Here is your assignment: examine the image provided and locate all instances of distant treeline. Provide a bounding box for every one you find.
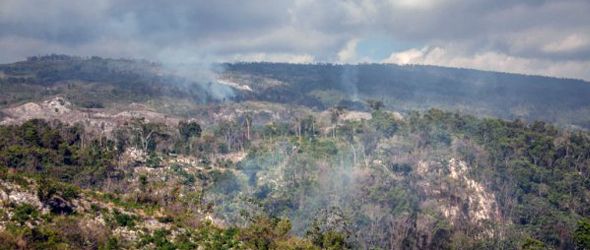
[225,62,590,128]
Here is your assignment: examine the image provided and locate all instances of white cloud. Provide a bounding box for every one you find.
[223,53,315,64]
[1,0,590,80]
[382,47,430,64]
[383,46,590,80]
[337,39,360,63]
[389,0,448,9]
[542,34,589,53]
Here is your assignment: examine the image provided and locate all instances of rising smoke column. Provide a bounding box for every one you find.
[340,65,359,101]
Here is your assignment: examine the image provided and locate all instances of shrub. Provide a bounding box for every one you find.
[574,219,590,250]
[12,203,39,225]
[139,229,175,250]
[37,178,79,214]
[112,209,137,228]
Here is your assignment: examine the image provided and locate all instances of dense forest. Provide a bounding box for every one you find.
[0,107,589,249]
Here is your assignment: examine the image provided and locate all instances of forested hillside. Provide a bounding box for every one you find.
[0,55,220,115]
[2,56,590,128]
[0,56,589,249]
[225,63,590,129]
[1,108,589,248]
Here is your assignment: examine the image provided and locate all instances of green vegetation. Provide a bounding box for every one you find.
[575,218,590,249]
[12,203,39,225]
[0,55,214,112]
[2,56,590,127]
[226,62,590,129]
[111,209,138,228]
[1,57,590,248]
[1,106,588,248]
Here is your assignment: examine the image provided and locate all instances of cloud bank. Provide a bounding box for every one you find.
[1,0,589,80]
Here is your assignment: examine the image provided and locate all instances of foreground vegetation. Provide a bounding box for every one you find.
[0,103,589,249]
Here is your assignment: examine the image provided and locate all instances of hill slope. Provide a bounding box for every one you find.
[2,56,590,128]
[224,62,590,129]
[0,56,589,249]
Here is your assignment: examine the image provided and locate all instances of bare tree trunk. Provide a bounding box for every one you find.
[350,143,357,166]
[246,117,251,141]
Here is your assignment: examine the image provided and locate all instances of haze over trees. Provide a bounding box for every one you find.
[3,56,590,128]
[0,56,589,249]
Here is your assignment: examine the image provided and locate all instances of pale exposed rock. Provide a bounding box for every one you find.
[415,160,430,176]
[0,180,43,210]
[0,189,7,203]
[447,158,499,223]
[448,158,467,180]
[411,158,501,232]
[8,191,43,209]
[205,214,226,227]
[2,97,71,121]
[91,214,107,227]
[144,218,169,231]
[44,97,71,114]
[390,111,404,120]
[113,227,139,242]
[340,111,371,121]
[172,155,200,166]
[1,97,180,137]
[220,73,287,91]
[123,147,147,163]
[217,151,247,163]
[441,204,460,220]
[217,78,253,91]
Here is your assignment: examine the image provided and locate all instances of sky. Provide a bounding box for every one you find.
[1,0,589,80]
